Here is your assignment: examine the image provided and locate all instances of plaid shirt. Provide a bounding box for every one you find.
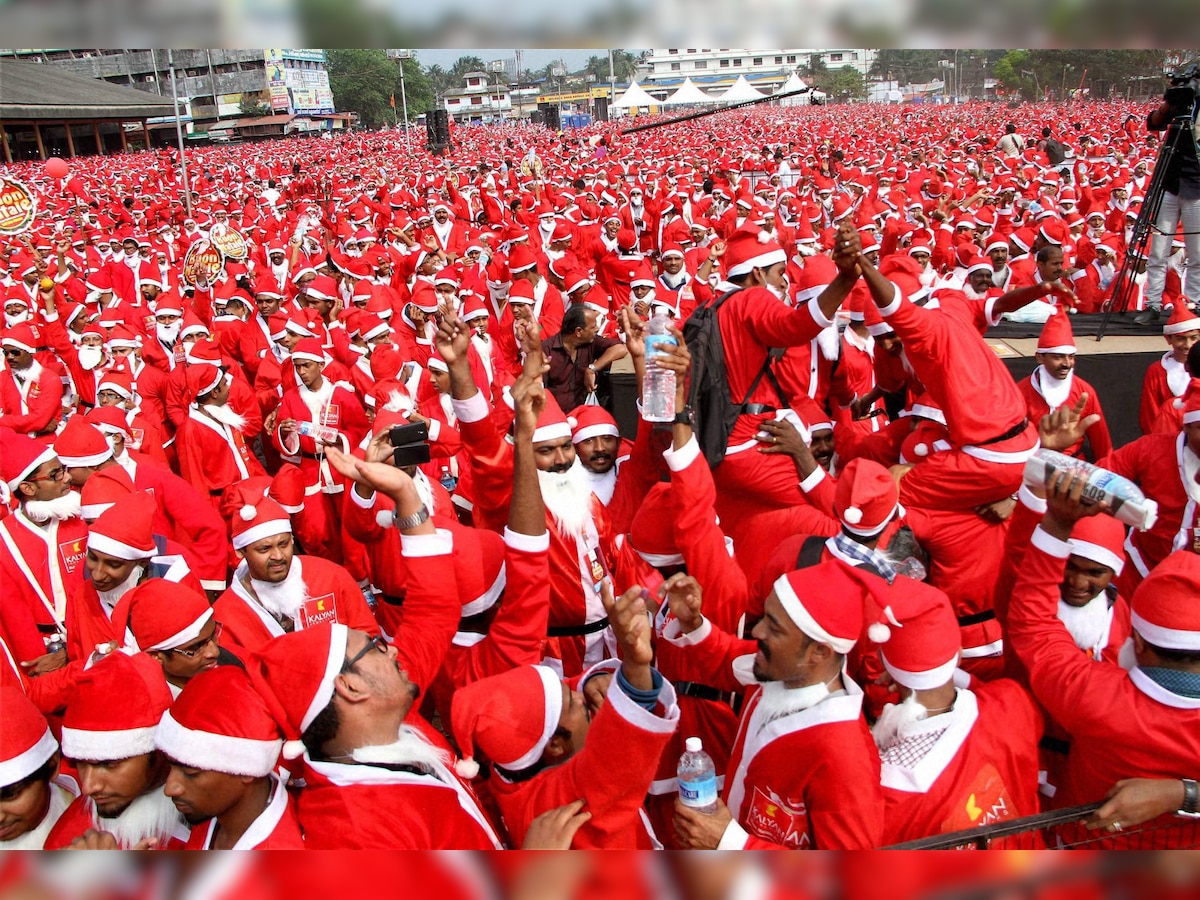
[831,533,897,584]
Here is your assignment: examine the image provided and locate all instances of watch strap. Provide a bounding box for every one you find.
[1181,778,1200,817]
[393,505,430,531]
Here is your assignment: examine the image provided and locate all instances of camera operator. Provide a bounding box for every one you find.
[1136,66,1200,324]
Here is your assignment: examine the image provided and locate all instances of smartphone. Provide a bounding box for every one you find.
[389,422,429,446]
[393,442,432,468]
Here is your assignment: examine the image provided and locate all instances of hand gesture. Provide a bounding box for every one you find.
[832,221,862,276]
[603,583,655,669]
[278,417,298,436]
[20,647,67,677]
[658,573,703,634]
[849,394,877,420]
[435,307,471,365]
[515,318,544,359]
[1038,394,1100,451]
[619,305,646,358]
[521,799,592,850]
[422,234,439,252]
[364,428,396,465]
[324,445,419,510]
[1043,279,1078,307]
[708,240,727,260]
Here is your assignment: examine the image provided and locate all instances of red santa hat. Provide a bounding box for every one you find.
[964,253,993,277]
[1067,515,1126,576]
[114,578,213,653]
[186,363,224,399]
[105,324,141,349]
[60,651,172,761]
[87,490,157,561]
[532,393,575,445]
[268,464,306,515]
[793,254,837,306]
[358,313,390,343]
[507,244,538,274]
[453,526,508,619]
[1163,304,1200,337]
[1,323,40,354]
[450,664,563,779]
[873,585,961,690]
[289,337,326,365]
[97,368,135,402]
[155,666,282,777]
[232,492,292,550]
[254,276,283,300]
[137,261,165,289]
[660,243,686,260]
[409,281,440,313]
[79,462,135,520]
[834,458,901,537]
[724,222,786,278]
[628,482,683,567]
[179,311,210,341]
[54,416,113,468]
[248,622,350,756]
[771,561,869,655]
[461,294,489,322]
[1180,381,1200,426]
[304,274,339,303]
[0,688,58,788]
[569,405,619,444]
[1130,551,1200,651]
[85,405,134,441]
[506,278,535,306]
[0,426,58,491]
[1036,308,1077,354]
[152,294,184,317]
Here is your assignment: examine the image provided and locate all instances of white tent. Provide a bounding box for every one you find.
[662,77,714,106]
[612,81,658,109]
[717,75,766,105]
[776,72,810,106]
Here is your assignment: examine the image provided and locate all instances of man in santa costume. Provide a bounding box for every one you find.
[156,666,304,849]
[1005,470,1200,847]
[1,324,63,440]
[872,581,1042,845]
[0,428,87,673]
[213,491,378,656]
[1018,308,1112,460]
[44,651,189,849]
[569,404,626,508]
[450,580,680,849]
[0,688,79,848]
[667,563,884,849]
[1138,305,1200,434]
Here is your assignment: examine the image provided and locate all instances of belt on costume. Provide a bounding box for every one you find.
[978,419,1029,446]
[957,609,997,627]
[1039,736,1071,756]
[674,681,727,703]
[36,623,61,634]
[741,403,776,416]
[547,616,610,637]
[377,593,406,607]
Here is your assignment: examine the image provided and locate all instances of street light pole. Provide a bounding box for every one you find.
[167,49,192,217]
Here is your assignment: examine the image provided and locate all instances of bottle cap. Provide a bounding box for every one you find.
[685,736,702,753]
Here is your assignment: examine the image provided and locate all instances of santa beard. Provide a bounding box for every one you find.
[98,564,146,610]
[156,322,181,344]
[25,491,83,523]
[95,788,184,849]
[351,724,452,776]
[252,558,308,620]
[78,345,105,371]
[538,459,594,540]
[872,693,933,749]
[202,402,246,432]
[5,311,30,327]
[1058,594,1110,653]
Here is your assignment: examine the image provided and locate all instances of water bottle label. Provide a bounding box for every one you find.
[646,333,678,358]
[678,774,718,808]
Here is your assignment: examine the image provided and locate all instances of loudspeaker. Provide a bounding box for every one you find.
[426,109,450,148]
[538,103,561,131]
[528,109,543,126]
[593,96,609,122]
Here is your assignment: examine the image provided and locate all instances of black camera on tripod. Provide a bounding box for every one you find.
[1164,62,1199,111]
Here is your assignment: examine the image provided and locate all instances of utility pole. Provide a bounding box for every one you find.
[386,50,413,150]
[167,50,192,217]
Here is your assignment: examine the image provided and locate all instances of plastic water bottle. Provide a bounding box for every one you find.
[642,313,677,423]
[677,737,718,814]
[296,420,339,445]
[1023,449,1158,531]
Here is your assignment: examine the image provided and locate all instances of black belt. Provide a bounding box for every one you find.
[741,403,776,416]
[378,593,406,607]
[979,419,1029,446]
[1039,736,1071,756]
[674,681,726,702]
[547,616,610,637]
[36,623,61,634]
[957,609,997,627]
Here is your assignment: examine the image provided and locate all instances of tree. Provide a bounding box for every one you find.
[869,50,951,86]
[824,65,867,101]
[992,49,1036,100]
[326,49,433,129]
[238,92,271,117]
[449,55,488,79]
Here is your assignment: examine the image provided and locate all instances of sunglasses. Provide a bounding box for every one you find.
[169,622,223,658]
[3,348,25,358]
[342,634,388,672]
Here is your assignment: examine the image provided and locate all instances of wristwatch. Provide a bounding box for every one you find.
[587,364,597,372]
[1180,778,1200,818]
[673,406,695,427]
[393,505,430,531]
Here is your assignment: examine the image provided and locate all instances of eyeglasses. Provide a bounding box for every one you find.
[25,466,68,484]
[169,622,222,658]
[3,348,24,358]
[342,634,388,672]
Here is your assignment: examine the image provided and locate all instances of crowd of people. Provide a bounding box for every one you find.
[1,91,1199,851]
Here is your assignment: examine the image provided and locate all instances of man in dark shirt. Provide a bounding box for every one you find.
[541,306,628,413]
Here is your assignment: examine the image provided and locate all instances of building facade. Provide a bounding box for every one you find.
[637,48,877,92]
[443,71,512,123]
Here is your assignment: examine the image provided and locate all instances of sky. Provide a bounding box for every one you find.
[413,49,600,72]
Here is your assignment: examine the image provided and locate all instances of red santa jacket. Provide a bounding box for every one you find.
[175,405,267,509]
[1019,368,1112,461]
[44,794,190,850]
[0,360,64,438]
[1138,352,1190,435]
[183,775,304,849]
[273,378,369,494]
[0,510,89,648]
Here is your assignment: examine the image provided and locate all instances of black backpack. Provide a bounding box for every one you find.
[683,288,784,469]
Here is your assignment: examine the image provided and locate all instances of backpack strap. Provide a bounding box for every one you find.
[794,535,828,570]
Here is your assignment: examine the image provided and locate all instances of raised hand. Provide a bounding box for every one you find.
[603,583,655,670]
[831,220,862,276]
[510,369,547,436]
[619,305,646,358]
[435,306,471,365]
[1038,393,1101,451]
[658,573,703,634]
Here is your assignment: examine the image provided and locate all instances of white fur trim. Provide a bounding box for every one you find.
[1131,611,1200,652]
[300,624,349,734]
[400,528,453,557]
[867,622,891,643]
[0,726,57,787]
[80,502,115,520]
[772,574,856,654]
[290,349,324,364]
[61,725,158,761]
[572,423,619,443]
[727,247,785,278]
[499,665,563,771]
[914,443,929,457]
[1164,316,1200,336]
[1036,343,1077,354]
[532,422,573,444]
[1066,539,1124,576]
[282,740,306,760]
[57,448,114,468]
[455,757,480,779]
[503,527,550,553]
[1184,410,1200,426]
[232,518,291,550]
[155,711,280,777]
[86,532,154,562]
[880,652,960,691]
[460,563,507,618]
[7,446,57,491]
[145,609,213,652]
[636,549,686,567]
[375,509,395,528]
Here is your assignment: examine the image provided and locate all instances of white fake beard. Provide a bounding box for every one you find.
[1057,594,1110,653]
[755,678,830,725]
[25,491,83,523]
[767,281,788,303]
[918,267,936,288]
[95,788,183,850]
[538,459,594,540]
[78,345,105,371]
[202,402,246,432]
[963,282,988,301]
[660,270,687,290]
[5,311,30,327]
[872,693,932,749]
[252,559,308,619]
[156,322,181,344]
[351,724,453,775]
[97,564,145,611]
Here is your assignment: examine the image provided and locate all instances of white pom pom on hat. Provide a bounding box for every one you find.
[1175,398,1185,410]
[239,504,257,522]
[757,231,771,244]
[455,757,480,779]
[914,443,930,458]
[375,509,395,529]
[282,739,306,760]
[843,506,864,525]
[867,622,892,643]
